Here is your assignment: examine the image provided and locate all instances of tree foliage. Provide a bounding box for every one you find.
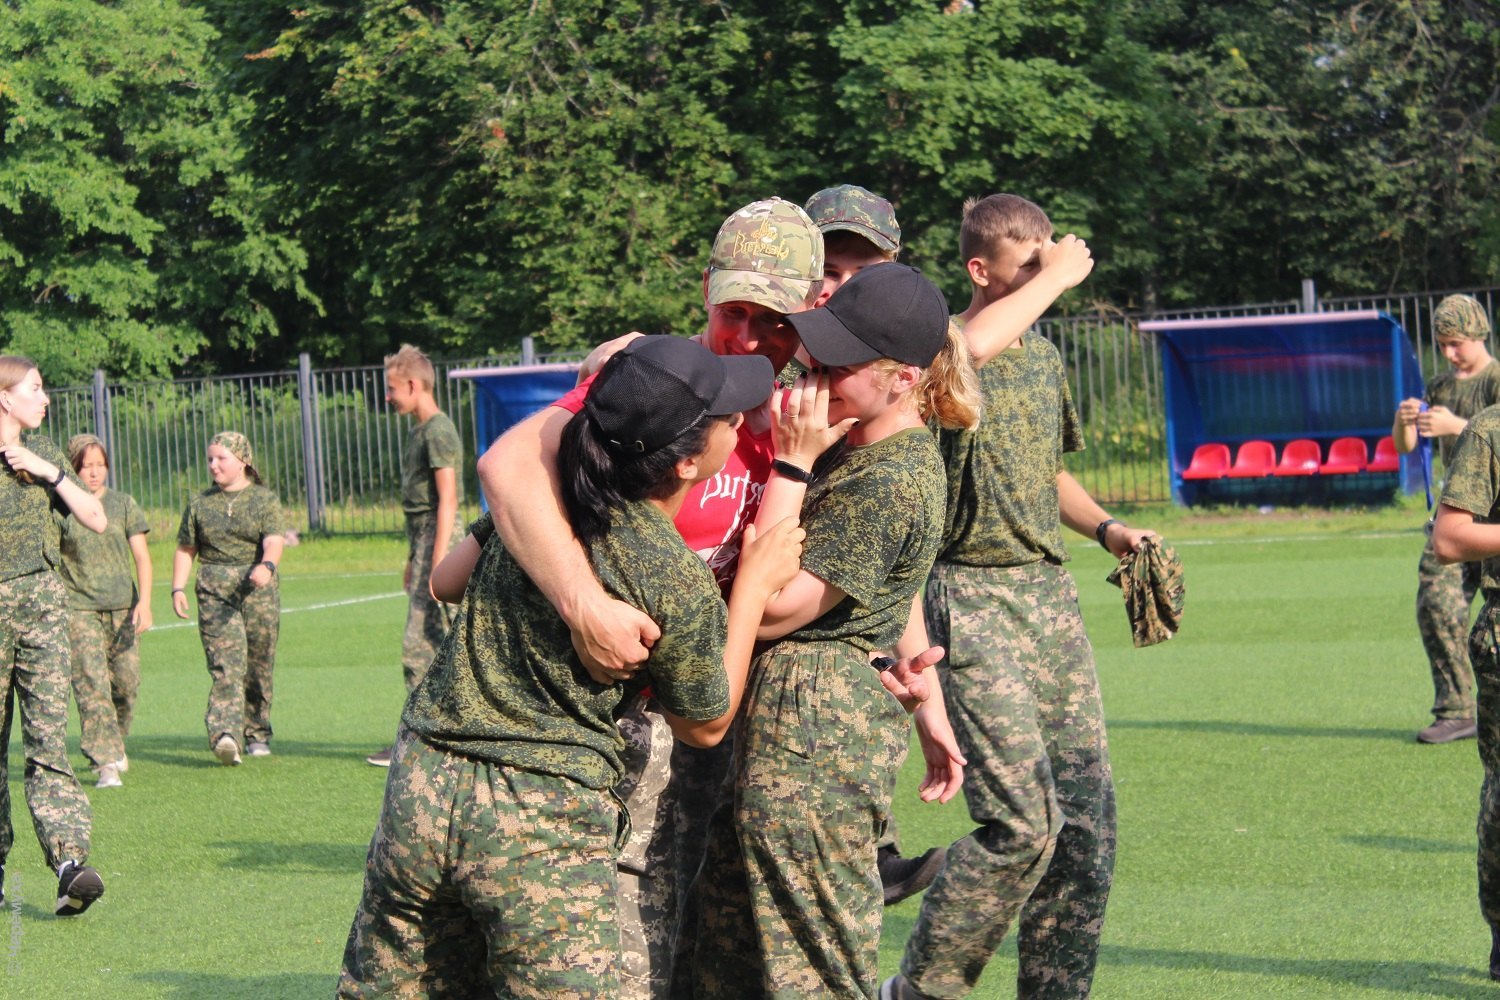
[5,1,1498,376]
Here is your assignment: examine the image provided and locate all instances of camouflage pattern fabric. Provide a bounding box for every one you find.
[615,696,679,1000]
[404,498,729,790]
[1470,601,1500,940]
[705,198,824,314]
[176,484,283,566]
[196,562,279,749]
[55,487,149,611]
[677,641,910,999]
[400,411,464,515]
[1417,537,1480,719]
[936,330,1084,569]
[1425,359,1500,466]
[1104,537,1185,647]
[338,727,623,999]
[1438,408,1500,592]
[0,570,92,871]
[668,736,735,927]
[0,434,83,582]
[401,510,461,691]
[1434,293,1492,341]
[787,428,947,652]
[803,184,902,253]
[66,608,135,767]
[901,560,1115,1000]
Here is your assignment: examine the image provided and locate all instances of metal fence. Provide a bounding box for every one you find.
[37,282,1500,531]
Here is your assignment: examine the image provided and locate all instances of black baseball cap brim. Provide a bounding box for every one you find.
[709,354,775,414]
[785,304,885,367]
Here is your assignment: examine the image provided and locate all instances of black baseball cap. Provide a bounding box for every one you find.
[786,263,948,367]
[586,335,773,454]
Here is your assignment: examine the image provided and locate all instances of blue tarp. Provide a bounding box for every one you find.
[449,363,582,511]
[1140,311,1425,505]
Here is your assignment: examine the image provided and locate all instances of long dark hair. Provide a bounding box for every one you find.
[559,367,722,549]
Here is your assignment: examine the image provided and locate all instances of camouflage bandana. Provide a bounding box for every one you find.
[67,433,106,468]
[804,184,901,255]
[1435,294,1492,341]
[705,198,823,314]
[1105,536,1184,647]
[211,431,254,467]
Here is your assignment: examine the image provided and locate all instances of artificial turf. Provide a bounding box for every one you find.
[5,513,1498,998]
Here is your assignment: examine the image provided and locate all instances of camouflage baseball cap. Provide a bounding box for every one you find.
[1434,294,1492,340]
[705,198,824,314]
[804,184,901,255]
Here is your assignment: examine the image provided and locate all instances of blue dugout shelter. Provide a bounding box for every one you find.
[1139,311,1426,506]
[450,363,581,511]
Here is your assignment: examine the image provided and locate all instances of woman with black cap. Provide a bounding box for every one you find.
[337,335,805,999]
[678,263,981,999]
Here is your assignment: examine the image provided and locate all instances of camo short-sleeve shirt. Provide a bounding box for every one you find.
[1428,360,1500,467]
[404,499,730,790]
[937,330,1083,568]
[781,427,947,653]
[57,488,149,610]
[1441,408,1500,592]
[176,484,283,566]
[401,412,464,515]
[0,434,84,582]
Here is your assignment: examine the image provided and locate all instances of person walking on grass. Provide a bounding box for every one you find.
[1394,294,1500,745]
[0,355,108,915]
[170,431,284,767]
[366,344,463,768]
[338,336,802,998]
[56,434,153,789]
[883,194,1155,1000]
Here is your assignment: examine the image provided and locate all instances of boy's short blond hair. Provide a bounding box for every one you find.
[384,344,436,391]
[823,230,899,263]
[959,194,1053,264]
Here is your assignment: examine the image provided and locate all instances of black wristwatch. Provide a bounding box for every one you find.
[260,560,277,575]
[772,459,815,485]
[49,466,66,488]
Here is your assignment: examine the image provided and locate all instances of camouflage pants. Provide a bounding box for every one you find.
[196,563,278,749]
[67,607,138,767]
[615,696,678,1000]
[402,512,460,692]
[1417,536,1481,719]
[678,640,909,999]
[338,727,624,999]
[1471,600,1500,934]
[902,561,1116,1000]
[0,571,92,870]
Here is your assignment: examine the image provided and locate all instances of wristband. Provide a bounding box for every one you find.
[49,466,66,488]
[260,560,277,575]
[1095,518,1123,551]
[171,588,185,595]
[772,459,815,485]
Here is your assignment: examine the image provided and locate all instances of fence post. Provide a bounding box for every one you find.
[297,353,324,532]
[1301,278,1317,313]
[91,369,115,489]
[521,336,536,365]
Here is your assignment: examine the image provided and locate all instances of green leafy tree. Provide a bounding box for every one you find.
[0,0,313,382]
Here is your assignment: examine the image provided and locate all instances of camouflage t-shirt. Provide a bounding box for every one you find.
[176,484,283,565]
[1441,408,1500,592]
[57,488,149,610]
[1427,360,1500,467]
[403,499,730,790]
[781,427,947,652]
[0,433,85,582]
[937,330,1083,568]
[401,411,464,515]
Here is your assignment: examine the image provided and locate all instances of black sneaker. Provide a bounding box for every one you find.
[55,861,105,916]
[365,746,393,767]
[879,845,947,906]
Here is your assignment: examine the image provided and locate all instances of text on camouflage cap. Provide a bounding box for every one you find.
[705,198,824,315]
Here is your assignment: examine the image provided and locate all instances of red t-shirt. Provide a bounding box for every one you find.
[554,378,774,590]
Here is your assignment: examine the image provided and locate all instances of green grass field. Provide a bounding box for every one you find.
[6,507,1499,998]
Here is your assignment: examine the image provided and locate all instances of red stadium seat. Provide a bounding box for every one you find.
[1320,436,1368,475]
[1181,443,1231,480]
[1367,435,1400,473]
[1275,439,1322,476]
[1227,440,1276,478]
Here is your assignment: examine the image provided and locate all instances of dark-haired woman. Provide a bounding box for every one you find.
[170,431,284,766]
[338,336,804,1000]
[0,355,108,915]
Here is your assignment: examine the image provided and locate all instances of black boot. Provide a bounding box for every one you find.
[878,845,947,906]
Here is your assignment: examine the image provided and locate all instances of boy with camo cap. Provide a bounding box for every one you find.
[1394,294,1500,744]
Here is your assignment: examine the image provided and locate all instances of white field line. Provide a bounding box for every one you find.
[1166,530,1416,547]
[152,591,405,632]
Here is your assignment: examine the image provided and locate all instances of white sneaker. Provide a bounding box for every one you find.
[213,734,242,766]
[96,764,123,788]
[246,741,271,757]
[114,755,128,773]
